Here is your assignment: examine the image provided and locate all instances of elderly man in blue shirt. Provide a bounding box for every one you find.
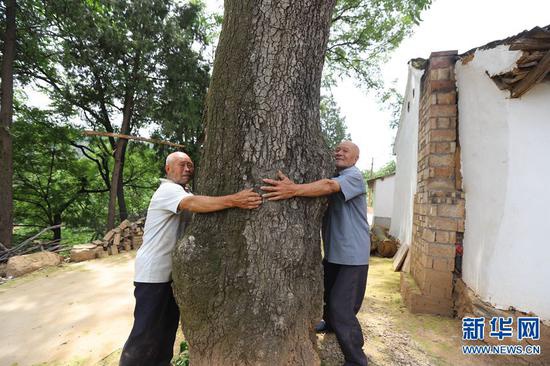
[261,140,370,366]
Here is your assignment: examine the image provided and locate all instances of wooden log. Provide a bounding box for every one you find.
[378,240,398,258]
[371,225,398,258]
[370,238,378,253]
[500,70,530,84]
[103,229,116,242]
[119,219,131,230]
[132,235,143,250]
[113,232,121,247]
[123,238,131,251]
[511,50,550,97]
[108,244,119,255]
[95,246,108,259]
[528,27,550,39]
[509,38,550,51]
[517,51,545,65]
[123,228,131,238]
[371,225,388,242]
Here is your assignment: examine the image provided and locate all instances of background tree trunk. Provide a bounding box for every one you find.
[116,146,128,221]
[172,1,336,365]
[106,100,133,229]
[52,213,62,242]
[0,0,16,248]
[106,51,139,229]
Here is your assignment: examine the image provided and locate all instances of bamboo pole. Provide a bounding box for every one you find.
[83,130,185,149]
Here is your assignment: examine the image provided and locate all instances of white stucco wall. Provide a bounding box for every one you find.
[389,64,423,245]
[456,46,550,320]
[373,175,396,225]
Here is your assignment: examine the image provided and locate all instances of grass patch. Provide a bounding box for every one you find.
[12,226,97,248]
[173,341,190,366]
[366,257,463,366]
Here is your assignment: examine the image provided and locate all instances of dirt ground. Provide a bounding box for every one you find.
[0,253,137,366]
[0,253,544,365]
[318,257,496,366]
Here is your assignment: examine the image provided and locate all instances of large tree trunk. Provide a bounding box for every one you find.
[0,0,16,248]
[172,1,336,365]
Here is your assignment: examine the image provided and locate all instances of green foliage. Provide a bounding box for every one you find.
[363,160,396,207]
[3,0,428,238]
[6,0,212,232]
[12,107,100,232]
[18,0,211,135]
[325,0,432,89]
[57,227,97,245]
[11,103,161,239]
[150,2,210,163]
[320,94,351,150]
[15,0,210,193]
[380,84,404,129]
[66,141,160,233]
[363,160,396,181]
[173,341,190,366]
[325,0,431,129]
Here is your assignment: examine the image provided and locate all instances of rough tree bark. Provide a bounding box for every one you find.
[0,0,16,248]
[172,1,336,365]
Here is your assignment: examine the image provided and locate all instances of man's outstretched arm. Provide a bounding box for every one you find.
[179,188,262,213]
[260,171,340,201]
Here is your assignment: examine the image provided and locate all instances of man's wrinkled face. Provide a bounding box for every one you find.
[166,154,194,185]
[334,141,359,170]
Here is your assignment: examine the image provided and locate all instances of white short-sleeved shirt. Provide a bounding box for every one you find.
[134,179,192,283]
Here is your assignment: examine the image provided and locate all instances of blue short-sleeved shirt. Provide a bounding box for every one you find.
[322,166,371,265]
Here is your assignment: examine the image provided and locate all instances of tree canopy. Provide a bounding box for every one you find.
[326,0,432,89]
[320,93,351,150]
[1,0,432,247]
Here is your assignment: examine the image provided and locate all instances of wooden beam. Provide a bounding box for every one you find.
[83,130,185,149]
[509,38,550,51]
[511,50,550,98]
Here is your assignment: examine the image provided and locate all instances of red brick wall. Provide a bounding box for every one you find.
[401,51,465,316]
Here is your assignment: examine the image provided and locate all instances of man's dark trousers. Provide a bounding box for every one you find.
[119,282,180,366]
[323,261,369,366]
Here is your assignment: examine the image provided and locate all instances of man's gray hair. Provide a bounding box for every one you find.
[165,154,174,166]
[165,151,188,166]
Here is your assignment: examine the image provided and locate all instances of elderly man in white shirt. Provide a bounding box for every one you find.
[120,152,261,366]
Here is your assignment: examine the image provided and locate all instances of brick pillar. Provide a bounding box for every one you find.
[400,51,465,316]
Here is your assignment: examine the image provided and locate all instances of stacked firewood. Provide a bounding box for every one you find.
[99,218,145,255]
[70,218,145,262]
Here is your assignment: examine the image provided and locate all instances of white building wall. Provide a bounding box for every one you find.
[390,65,423,245]
[373,175,395,227]
[456,46,550,320]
